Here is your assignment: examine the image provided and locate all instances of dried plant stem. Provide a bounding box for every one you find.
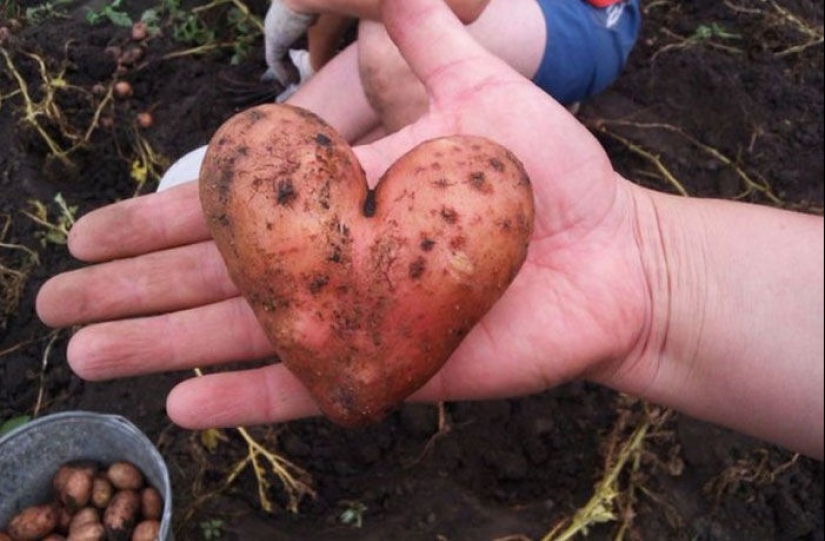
[1,48,116,164]
[541,417,650,541]
[162,42,238,60]
[541,404,675,541]
[590,119,784,204]
[192,368,315,513]
[33,330,61,417]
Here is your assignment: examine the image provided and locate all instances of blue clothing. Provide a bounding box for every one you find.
[532,0,641,104]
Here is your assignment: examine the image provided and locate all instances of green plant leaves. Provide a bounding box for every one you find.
[0,415,31,437]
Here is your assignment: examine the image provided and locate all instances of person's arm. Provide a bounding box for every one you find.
[599,187,825,459]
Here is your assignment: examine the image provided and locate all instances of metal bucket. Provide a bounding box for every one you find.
[0,411,173,539]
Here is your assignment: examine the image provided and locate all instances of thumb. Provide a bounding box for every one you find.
[380,0,509,100]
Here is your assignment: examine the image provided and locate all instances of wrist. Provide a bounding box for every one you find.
[586,184,692,398]
[597,186,824,457]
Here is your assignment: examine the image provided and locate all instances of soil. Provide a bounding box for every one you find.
[1,0,823,540]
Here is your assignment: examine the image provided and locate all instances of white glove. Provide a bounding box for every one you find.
[276,49,316,102]
[262,1,316,85]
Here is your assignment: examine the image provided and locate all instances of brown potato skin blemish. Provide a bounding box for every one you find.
[277,179,297,206]
[489,157,505,172]
[408,257,426,280]
[469,171,493,194]
[315,133,332,147]
[309,275,330,294]
[440,207,459,224]
[245,108,267,123]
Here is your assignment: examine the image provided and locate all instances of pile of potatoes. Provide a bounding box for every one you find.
[0,460,163,541]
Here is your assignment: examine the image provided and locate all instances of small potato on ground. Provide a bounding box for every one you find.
[113,81,133,99]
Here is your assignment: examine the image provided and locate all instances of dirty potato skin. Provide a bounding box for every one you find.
[53,464,94,513]
[5,503,59,541]
[102,490,140,541]
[200,104,534,426]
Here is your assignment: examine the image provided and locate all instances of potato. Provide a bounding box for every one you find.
[66,522,105,541]
[91,475,114,508]
[102,490,140,541]
[200,104,534,426]
[140,487,163,521]
[68,508,99,534]
[6,503,59,540]
[56,506,73,534]
[53,464,95,512]
[42,535,66,541]
[106,462,144,491]
[0,532,12,541]
[131,520,160,541]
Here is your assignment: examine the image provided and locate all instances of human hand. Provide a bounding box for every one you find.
[262,0,315,84]
[37,0,654,429]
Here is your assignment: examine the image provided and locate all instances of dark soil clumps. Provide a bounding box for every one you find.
[1,1,822,539]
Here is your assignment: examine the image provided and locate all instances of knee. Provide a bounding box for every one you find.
[357,22,427,132]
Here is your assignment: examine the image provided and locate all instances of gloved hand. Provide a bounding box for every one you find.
[276,49,316,102]
[262,0,316,85]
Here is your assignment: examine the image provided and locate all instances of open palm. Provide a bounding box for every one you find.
[37,0,651,428]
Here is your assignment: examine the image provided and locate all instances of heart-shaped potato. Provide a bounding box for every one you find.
[200,104,534,426]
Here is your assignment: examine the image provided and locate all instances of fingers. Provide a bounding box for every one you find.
[36,240,237,327]
[68,181,209,262]
[167,366,321,428]
[380,0,513,101]
[67,296,273,380]
[162,308,558,429]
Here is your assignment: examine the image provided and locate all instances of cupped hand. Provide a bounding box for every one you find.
[36,0,652,428]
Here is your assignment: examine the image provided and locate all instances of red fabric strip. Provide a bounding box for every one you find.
[587,0,623,6]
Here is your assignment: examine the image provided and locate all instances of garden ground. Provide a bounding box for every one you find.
[1,0,823,539]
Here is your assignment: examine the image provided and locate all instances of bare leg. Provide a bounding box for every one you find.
[287,42,380,143]
[358,0,546,132]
